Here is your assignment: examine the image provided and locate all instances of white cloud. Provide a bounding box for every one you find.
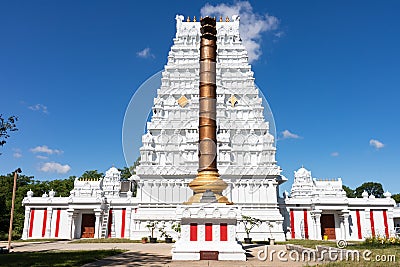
[36,155,48,160]
[281,130,301,139]
[30,145,63,155]
[12,148,22,158]
[331,152,339,157]
[274,31,284,38]
[136,47,155,59]
[369,139,384,149]
[28,104,48,114]
[39,162,71,174]
[201,1,279,63]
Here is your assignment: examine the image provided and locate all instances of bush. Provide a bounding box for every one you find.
[364,235,400,247]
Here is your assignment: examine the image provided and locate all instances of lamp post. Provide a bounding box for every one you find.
[7,168,21,252]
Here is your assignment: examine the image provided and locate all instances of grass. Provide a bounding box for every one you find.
[70,238,175,243]
[277,239,341,248]
[319,247,399,267]
[14,239,70,243]
[274,239,399,267]
[70,238,141,243]
[0,249,126,267]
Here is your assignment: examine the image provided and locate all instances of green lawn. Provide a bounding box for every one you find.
[14,239,70,243]
[277,239,341,248]
[317,247,399,267]
[70,238,141,243]
[275,240,398,267]
[0,249,125,267]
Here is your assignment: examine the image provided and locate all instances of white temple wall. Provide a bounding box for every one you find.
[284,204,397,241]
[130,206,180,240]
[290,209,306,239]
[108,208,128,238]
[21,198,399,241]
[347,209,359,240]
[227,179,277,204]
[136,180,193,204]
[57,209,69,239]
[24,207,69,239]
[30,208,45,238]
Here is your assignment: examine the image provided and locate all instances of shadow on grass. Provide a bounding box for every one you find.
[82,251,172,267]
[0,250,125,267]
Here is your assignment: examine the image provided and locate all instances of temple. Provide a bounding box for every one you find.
[22,15,399,245]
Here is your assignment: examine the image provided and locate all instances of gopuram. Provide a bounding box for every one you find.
[21,15,398,246]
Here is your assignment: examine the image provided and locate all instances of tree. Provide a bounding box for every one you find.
[241,215,261,242]
[343,185,355,198]
[146,221,158,239]
[131,156,141,174]
[0,172,77,240]
[119,167,132,180]
[392,193,400,203]
[355,182,384,198]
[0,115,18,154]
[0,173,34,239]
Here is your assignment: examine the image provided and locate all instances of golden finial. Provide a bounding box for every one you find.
[193,16,196,22]
[226,16,230,22]
[200,16,203,20]
[219,16,223,22]
[187,16,190,22]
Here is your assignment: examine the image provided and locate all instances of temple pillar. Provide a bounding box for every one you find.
[314,210,322,240]
[22,207,30,240]
[364,208,371,237]
[339,216,344,240]
[129,208,135,239]
[45,207,53,238]
[111,209,116,238]
[71,212,78,239]
[341,210,350,240]
[94,209,102,239]
[66,208,74,240]
[125,207,132,238]
[310,212,316,240]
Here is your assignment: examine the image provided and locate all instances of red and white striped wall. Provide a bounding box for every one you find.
[26,208,68,239]
[288,208,393,241]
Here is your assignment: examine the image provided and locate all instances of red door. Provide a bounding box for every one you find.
[321,214,336,240]
[81,214,95,238]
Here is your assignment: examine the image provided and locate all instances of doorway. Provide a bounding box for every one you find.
[321,214,336,240]
[81,214,95,238]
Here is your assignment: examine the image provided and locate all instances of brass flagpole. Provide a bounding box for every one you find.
[186,17,230,204]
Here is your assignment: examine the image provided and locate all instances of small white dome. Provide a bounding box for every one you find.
[108,166,119,173]
[362,190,369,198]
[383,191,392,198]
[295,167,310,177]
[105,166,120,177]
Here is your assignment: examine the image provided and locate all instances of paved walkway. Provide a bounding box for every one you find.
[0,241,315,266]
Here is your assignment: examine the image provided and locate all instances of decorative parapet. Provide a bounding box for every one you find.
[78,177,101,182]
[175,14,240,40]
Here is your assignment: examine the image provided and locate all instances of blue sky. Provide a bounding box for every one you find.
[1,0,399,195]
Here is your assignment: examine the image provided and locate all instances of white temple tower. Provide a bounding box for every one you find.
[133,15,286,241]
